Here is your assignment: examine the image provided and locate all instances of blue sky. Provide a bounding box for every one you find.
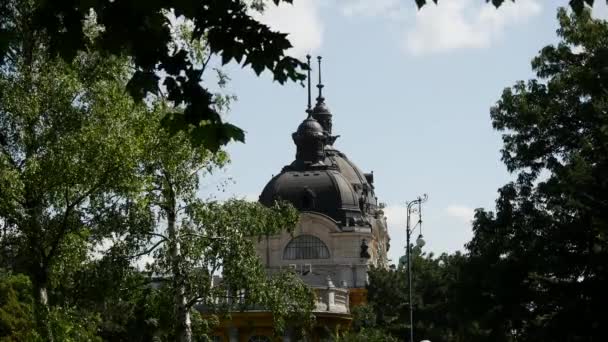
[204,0,608,264]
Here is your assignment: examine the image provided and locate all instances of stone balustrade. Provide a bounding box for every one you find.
[313,286,349,314]
[198,276,351,315]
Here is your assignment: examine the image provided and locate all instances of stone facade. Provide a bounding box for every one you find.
[256,212,389,290]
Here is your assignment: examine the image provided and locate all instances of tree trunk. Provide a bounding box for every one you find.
[25,188,54,341]
[167,190,192,342]
[32,268,54,342]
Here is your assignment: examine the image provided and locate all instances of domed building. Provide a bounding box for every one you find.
[212,56,390,342]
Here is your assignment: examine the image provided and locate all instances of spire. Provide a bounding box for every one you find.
[316,56,324,103]
[306,54,312,117]
[292,54,326,164]
[312,55,333,136]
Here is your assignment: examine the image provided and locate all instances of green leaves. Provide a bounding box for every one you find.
[138,97,309,339]
[127,70,160,102]
[364,252,474,341]
[0,3,311,338]
[0,273,36,340]
[0,0,307,150]
[465,8,608,341]
[0,22,155,338]
[144,198,309,337]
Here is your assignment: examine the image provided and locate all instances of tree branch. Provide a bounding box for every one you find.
[187,164,207,180]
[145,231,169,240]
[127,238,167,260]
[180,232,226,241]
[46,170,115,262]
[200,51,213,75]
[187,294,205,308]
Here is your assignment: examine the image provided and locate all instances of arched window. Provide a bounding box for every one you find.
[283,235,330,260]
[248,336,270,342]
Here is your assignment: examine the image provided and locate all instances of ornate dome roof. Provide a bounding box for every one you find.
[313,99,331,117]
[326,149,369,188]
[292,115,327,165]
[259,55,378,228]
[296,116,324,135]
[259,169,361,224]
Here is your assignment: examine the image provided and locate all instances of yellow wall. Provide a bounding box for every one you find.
[348,288,367,308]
[210,311,353,342]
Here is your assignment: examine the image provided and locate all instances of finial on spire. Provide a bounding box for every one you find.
[316,56,324,102]
[306,54,312,117]
[310,54,333,137]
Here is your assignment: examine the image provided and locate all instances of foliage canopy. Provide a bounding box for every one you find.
[465,7,608,341]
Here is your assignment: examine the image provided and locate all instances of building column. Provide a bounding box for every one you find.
[326,276,336,312]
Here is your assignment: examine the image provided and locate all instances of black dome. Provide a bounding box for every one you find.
[326,148,369,188]
[296,116,324,136]
[259,169,361,224]
[292,116,326,164]
[313,101,331,117]
[259,61,378,229]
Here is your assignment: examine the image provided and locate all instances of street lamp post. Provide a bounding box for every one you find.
[406,194,428,342]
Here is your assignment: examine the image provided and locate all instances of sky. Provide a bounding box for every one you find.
[202,0,608,264]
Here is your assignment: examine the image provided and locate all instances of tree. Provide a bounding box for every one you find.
[325,305,398,342]
[0,0,307,150]
[129,99,313,342]
[362,249,478,342]
[1,4,311,340]
[48,254,160,341]
[0,272,104,342]
[0,6,151,338]
[465,8,608,341]
[0,273,35,341]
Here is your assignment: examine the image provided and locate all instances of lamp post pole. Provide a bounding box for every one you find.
[406,194,428,342]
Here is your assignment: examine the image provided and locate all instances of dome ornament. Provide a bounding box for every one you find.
[316,56,324,103]
[312,56,334,137]
[306,54,313,117]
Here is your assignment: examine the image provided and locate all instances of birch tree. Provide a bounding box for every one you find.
[137,101,314,341]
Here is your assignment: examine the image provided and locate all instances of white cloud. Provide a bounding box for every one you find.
[338,0,541,56]
[340,0,404,18]
[382,204,406,263]
[253,0,323,58]
[446,204,475,224]
[404,0,541,55]
[591,1,608,20]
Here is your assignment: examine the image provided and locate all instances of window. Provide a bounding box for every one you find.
[248,336,270,342]
[283,235,330,260]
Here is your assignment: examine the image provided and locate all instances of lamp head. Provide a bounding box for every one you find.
[416,234,426,248]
